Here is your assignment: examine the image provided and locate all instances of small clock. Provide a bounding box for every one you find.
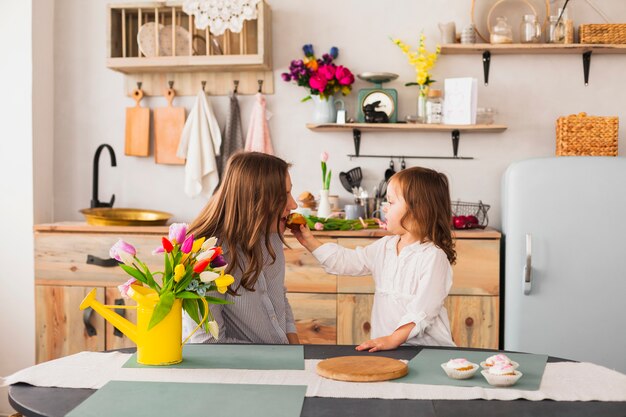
[357,72,399,123]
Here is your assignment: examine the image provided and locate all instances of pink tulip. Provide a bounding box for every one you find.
[168,223,188,245]
[117,278,137,299]
[109,239,136,263]
[152,246,165,255]
[335,66,355,86]
[314,222,324,231]
[180,234,195,254]
[321,151,329,162]
[309,73,328,93]
[318,64,336,81]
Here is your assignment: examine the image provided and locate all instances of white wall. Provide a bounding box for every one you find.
[0,1,35,415]
[52,0,626,228]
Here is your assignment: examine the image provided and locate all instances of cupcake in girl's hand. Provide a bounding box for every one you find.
[481,362,523,387]
[480,354,519,370]
[440,358,479,379]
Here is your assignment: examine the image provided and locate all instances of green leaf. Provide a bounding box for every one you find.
[175,266,196,294]
[119,264,148,285]
[164,252,172,280]
[182,299,200,325]
[301,95,312,102]
[204,296,233,305]
[147,291,175,330]
[177,291,201,299]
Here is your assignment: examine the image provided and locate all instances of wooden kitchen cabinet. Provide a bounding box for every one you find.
[34,224,501,361]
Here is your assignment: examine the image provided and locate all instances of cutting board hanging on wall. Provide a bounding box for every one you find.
[154,85,186,165]
[124,86,150,156]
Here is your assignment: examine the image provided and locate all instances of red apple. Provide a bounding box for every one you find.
[466,215,479,228]
[453,216,468,229]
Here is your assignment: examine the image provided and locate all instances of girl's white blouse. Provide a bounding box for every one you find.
[312,235,455,347]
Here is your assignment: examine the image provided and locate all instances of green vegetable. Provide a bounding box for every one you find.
[306,215,379,231]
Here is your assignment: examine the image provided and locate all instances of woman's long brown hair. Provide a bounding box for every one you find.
[392,167,456,264]
[189,152,290,292]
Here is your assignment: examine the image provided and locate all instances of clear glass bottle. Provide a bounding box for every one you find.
[425,89,443,124]
[558,6,575,44]
[490,17,513,44]
[520,14,541,43]
[548,16,565,44]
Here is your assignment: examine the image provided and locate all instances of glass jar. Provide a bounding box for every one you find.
[425,89,443,124]
[548,16,565,44]
[520,14,541,43]
[490,17,513,44]
[558,7,575,43]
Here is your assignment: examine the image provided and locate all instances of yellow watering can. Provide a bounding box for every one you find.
[80,284,208,365]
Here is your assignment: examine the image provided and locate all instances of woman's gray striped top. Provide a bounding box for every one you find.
[183,233,296,344]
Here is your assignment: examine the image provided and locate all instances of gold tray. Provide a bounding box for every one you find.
[79,208,172,226]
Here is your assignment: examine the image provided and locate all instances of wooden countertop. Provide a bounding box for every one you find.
[34,222,500,239]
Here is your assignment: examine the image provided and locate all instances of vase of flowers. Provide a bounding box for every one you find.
[282,44,355,123]
[317,151,332,218]
[80,223,234,365]
[393,34,441,123]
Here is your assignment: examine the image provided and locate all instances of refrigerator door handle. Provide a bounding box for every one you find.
[523,233,532,295]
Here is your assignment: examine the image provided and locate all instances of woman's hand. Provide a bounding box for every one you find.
[291,224,322,252]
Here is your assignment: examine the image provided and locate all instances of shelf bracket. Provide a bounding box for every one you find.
[482,51,491,86]
[451,129,461,158]
[582,51,592,86]
[352,129,361,157]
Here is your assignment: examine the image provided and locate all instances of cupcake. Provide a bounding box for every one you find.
[481,362,523,387]
[480,354,519,370]
[440,358,479,380]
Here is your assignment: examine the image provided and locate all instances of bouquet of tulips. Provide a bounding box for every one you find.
[110,223,234,337]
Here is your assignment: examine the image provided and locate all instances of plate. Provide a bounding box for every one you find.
[357,72,399,84]
[159,25,191,56]
[137,22,164,57]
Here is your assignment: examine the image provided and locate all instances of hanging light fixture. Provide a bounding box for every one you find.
[183,0,261,35]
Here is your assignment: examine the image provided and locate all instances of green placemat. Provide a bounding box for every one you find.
[123,344,304,370]
[394,349,548,390]
[66,380,306,417]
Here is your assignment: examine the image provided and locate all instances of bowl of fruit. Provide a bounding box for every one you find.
[451,200,490,230]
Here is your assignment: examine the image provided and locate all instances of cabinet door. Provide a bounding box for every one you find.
[284,237,337,293]
[337,294,373,345]
[444,295,499,349]
[104,287,138,350]
[452,239,500,295]
[286,293,336,344]
[35,285,105,363]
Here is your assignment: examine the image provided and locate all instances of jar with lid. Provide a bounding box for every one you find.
[520,14,541,43]
[548,16,565,43]
[425,89,443,124]
[490,17,513,44]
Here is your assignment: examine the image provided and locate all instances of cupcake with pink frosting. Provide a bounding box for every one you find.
[440,358,479,379]
[480,354,519,370]
[481,362,523,386]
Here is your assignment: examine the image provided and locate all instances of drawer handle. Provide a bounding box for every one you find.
[465,317,474,327]
[83,307,97,337]
[113,298,127,338]
[362,322,371,332]
[86,254,119,267]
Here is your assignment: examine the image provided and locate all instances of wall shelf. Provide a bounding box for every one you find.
[306,123,508,160]
[440,43,626,86]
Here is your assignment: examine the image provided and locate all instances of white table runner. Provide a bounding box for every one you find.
[3,351,626,402]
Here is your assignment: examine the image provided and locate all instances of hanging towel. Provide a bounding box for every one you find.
[245,93,274,155]
[177,89,222,198]
[217,91,245,177]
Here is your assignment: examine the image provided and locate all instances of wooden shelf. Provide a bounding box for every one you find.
[441,43,626,55]
[306,123,507,133]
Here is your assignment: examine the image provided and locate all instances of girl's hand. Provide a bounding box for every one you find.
[355,335,403,352]
[291,224,322,252]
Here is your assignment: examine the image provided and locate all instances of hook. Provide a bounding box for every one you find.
[257,79,263,93]
[168,80,174,89]
[201,81,206,92]
[233,80,239,94]
[401,157,406,170]
[136,81,142,90]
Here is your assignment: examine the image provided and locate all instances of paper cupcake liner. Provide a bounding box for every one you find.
[440,363,479,380]
[480,360,519,370]
[481,370,523,387]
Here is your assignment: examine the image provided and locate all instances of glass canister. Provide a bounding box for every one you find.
[425,89,443,124]
[548,16,565,44]
[520,14,541,43]
[490,17,513,44]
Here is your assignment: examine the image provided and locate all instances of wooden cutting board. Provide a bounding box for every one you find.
[316,356,408,382]
[154,87,186,165]
[125,87,150,156]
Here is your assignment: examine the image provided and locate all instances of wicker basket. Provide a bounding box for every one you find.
[451,200,490,229]
[556,113,619,156]
[580,24,626,44]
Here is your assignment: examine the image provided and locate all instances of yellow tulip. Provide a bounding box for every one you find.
[174,264,185,282]
[191,237,206,254]
[215,274,235,294]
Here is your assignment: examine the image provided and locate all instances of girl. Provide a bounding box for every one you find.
[183,152,300,344]
[293,167,456,351]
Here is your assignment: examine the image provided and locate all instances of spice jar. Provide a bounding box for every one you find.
[490,17,513,44]
[520,14,541,43]
[425,89,443,124]
[548,16,565,44]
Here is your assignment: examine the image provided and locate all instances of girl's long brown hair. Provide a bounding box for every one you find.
[392,167,456,264]
[189,152,290,292]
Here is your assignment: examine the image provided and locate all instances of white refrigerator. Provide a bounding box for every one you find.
[502,157,626,373]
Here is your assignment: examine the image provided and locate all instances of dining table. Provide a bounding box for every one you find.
[8,344,626,417]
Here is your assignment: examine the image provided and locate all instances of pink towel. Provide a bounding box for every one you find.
[245,93,274,155]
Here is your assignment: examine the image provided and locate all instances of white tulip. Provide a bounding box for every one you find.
[199,270,219,283]
[201,237,218,251]
[207,320,219,340]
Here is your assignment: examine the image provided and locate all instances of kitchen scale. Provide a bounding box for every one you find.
[356,72,399,123]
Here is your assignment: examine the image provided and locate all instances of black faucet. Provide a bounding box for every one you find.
[91,144,117,208]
